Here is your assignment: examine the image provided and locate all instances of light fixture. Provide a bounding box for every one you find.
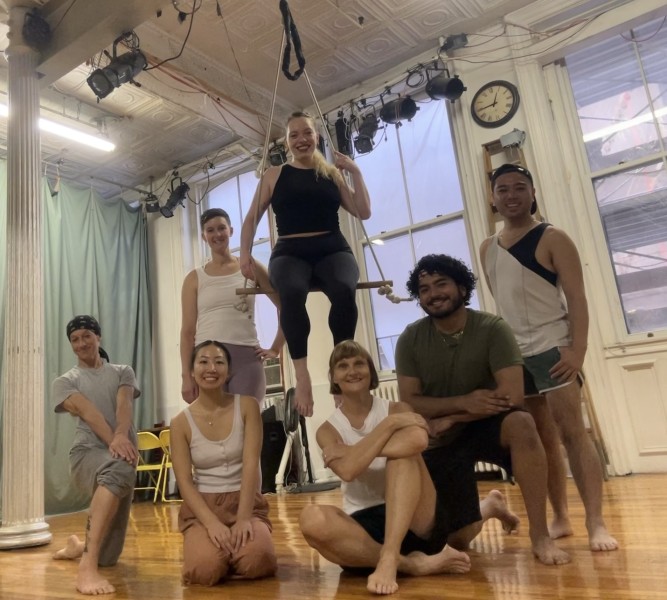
[425,68,466,103]
[87,33,147,100]
[379,97,419,125]
[144,193,160,213]
[160,176,190,218]
[0,103,115,152]
[334,113,352,156]
[268,143,287,166]
[353,113,379,155]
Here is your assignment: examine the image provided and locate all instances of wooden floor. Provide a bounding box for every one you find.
[1,474,666,599]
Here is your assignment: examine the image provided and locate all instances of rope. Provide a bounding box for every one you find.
[279,0,306,81]
[237,29,287,310]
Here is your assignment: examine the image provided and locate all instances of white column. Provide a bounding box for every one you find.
[0,3,51,548]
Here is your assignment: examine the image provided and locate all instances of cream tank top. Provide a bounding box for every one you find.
[195,266,259,347]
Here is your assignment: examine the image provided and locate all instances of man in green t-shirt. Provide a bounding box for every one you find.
[396,254,569,566]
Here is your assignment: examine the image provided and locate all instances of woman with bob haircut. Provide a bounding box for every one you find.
[170,340,277,586]
[299,340,471,596]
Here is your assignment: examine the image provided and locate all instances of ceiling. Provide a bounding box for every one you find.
[0,0,537,201]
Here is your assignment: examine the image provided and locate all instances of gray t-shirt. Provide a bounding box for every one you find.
[52,362,140,449]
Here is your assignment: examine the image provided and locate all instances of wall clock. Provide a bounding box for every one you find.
[471,80,520,128]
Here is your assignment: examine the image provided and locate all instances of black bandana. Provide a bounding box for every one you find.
[66,315,101,340]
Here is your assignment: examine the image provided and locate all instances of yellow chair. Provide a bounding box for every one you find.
[158,429,181,503]
[135,431,164,503]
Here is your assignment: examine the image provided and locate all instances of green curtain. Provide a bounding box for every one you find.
[0,161,155,515]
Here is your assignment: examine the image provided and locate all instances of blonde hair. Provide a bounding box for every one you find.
[286,112,344,188]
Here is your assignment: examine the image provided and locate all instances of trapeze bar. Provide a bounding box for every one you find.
[235,280,393,295]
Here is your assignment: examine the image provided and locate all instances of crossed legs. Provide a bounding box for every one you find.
[300,454,470,595]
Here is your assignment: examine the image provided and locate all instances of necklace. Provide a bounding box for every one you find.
[200,407,222,426]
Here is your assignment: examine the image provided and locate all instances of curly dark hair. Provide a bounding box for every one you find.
[406,254,477,305]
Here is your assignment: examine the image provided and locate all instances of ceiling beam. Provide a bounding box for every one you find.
[36,0,172,87]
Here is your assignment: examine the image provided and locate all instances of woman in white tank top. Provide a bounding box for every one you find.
[170,340,277,586]
[299,341,470,595]
[180,208,283,405]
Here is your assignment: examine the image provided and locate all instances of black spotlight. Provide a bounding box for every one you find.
[426,70,466,103]
[379,97,419,125]
[160,178,190,218]
[87,50,147,100]
[268,144,287,166]
[353,114,379,155]
[144,193,160,213]
[334,114,353,156]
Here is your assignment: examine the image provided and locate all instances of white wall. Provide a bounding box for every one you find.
[148,0,667,475]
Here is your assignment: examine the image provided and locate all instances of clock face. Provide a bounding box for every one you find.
[471,80,520,128]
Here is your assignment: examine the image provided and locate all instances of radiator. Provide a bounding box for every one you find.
[374,378,506,479]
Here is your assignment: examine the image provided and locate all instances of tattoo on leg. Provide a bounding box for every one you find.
[83,516,91,553]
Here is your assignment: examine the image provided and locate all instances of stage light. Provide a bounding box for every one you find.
[144,193,160,213]
[160,178,190,218]
[87,50,147,100]
[379,97,419,125]
[425,70,466,103]
[268,144,287,166]
[353,114,379,155]
[334,114,353,156]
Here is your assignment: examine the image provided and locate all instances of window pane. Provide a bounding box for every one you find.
[355,123,410,236]
[593,163,667,334]
[567,35,659,171]
[207,178,241,226]
[243,241,278,349]
[239,170,270,241]
[363,236,424,370]
[400,100,464,221]
[566,14,667,335]
[635,19,667,151]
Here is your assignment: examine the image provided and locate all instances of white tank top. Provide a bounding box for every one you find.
[195,266,259,347]
[184,395,244,493]
[327,396,390,515]
[485,233,570,356]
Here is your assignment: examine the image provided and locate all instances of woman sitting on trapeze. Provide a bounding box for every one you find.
[240,111,371,417]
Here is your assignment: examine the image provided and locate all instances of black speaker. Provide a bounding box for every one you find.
[260,420,286,493]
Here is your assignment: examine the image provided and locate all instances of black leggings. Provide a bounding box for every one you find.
[269,232,359,359]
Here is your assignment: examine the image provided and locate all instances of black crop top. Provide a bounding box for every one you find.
[271,164,341,236]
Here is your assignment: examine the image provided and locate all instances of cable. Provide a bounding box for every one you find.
[50,0,79,34]
[145,0,197,71]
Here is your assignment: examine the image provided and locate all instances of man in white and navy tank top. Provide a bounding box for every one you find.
[480,163,617,552]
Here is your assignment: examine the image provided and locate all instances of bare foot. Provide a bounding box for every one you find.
[403,545,471,577]
[367,554,399,595]
[549,516,574,539]
[76,555,116,595]
[482,490,520,534]
[53,534,85,560]
[294,379,314,417]
[589,524,618,552]
[531,536,571,565]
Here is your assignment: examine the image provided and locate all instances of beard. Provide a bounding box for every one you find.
[420,292,465,319]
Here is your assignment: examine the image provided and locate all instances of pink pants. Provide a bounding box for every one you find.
[178,490,277,585]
